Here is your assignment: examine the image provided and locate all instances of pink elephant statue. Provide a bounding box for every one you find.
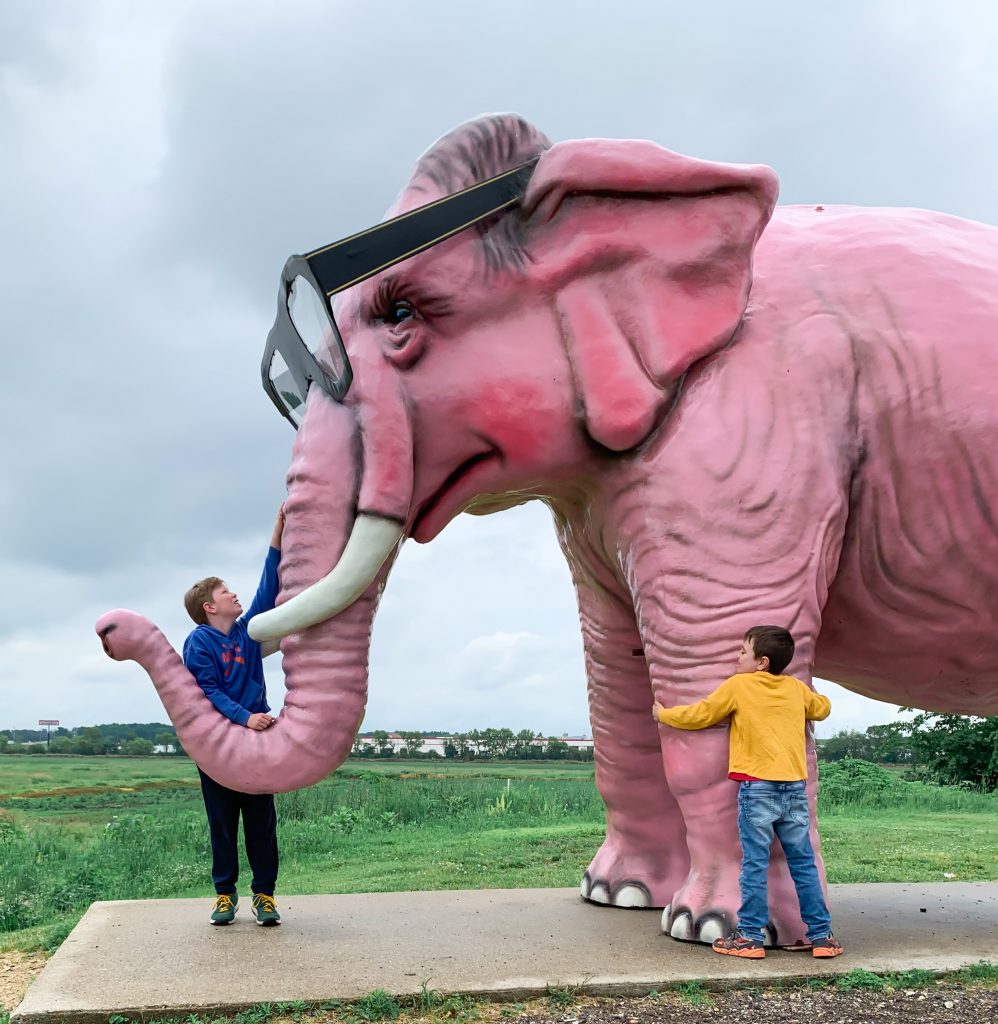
[97,114,998,948]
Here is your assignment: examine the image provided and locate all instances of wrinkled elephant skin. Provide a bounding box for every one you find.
[97,115,998,948]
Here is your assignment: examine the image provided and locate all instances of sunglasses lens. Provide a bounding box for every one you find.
[268,350,306,427]
[288,276,348,383]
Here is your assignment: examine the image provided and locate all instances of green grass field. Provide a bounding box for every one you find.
[0,756,597,798]
[0,756,202,797]
[1,755,995,953]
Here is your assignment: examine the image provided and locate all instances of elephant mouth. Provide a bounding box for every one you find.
[411,447,501,542]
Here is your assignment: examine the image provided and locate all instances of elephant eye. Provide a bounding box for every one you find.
[370,281,437,369]
[386,300,416,325]
[368,278,451,331]
[369,282,421,328]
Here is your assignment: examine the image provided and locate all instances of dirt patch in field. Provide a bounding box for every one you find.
[0,950,47,1012]
[0,780,198,801]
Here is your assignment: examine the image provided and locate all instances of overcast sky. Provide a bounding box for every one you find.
[2,0,996,739]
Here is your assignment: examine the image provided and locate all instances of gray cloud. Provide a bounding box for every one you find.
[2,0,996,733]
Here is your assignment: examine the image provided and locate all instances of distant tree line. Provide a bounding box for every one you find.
[0,722,598,761]
[352,728,595,761]
[9,714,990,785]
[0,723,184,757]
[817,713,997,791]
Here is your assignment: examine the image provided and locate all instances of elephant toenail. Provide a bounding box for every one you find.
[588,882,610,904]
[695,912,731,944]
[611,883,652,908]
[669,911,694,940]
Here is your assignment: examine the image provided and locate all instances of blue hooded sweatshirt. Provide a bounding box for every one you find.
[182,547,280,726]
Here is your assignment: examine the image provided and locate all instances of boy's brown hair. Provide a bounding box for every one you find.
[184,576,223,626]
[744,625,795,675]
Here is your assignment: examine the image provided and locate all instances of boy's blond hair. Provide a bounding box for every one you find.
[184,576,224,626]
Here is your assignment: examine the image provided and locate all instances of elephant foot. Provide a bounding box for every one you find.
[580,837,687,909]
[661,864,743,945]
[661,867,811,949]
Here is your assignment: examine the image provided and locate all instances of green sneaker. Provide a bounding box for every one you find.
[209,892,238,925]
[252,893,281,927]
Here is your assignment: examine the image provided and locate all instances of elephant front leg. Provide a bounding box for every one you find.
[659,721,821,948]
[652,638,824,949]
[575,584,689,909]
[658,725,745,943]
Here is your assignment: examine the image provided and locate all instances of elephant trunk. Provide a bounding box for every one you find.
[220,368,412,789]
[95,602,377,793]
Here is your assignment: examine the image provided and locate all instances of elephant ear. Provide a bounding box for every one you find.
[524,140,779,452]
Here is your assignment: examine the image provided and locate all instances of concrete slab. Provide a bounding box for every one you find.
[13,883,998,1024]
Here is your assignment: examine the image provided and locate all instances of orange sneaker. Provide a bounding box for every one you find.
[811,935,844,958]
[712,932,766,959]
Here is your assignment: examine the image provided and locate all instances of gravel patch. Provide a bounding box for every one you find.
[0,952,48,1013]
[501,986,998,1024]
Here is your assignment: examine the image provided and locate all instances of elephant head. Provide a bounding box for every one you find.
[98,114,778,792]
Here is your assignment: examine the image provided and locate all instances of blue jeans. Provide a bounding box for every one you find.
[736,779,832,942]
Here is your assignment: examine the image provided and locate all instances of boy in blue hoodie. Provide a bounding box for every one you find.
[182,506,285,927]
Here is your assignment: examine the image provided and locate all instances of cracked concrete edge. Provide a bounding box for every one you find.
[12,960,998,1024]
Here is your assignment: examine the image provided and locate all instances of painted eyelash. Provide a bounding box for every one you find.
[370,281,408,322]
[370,280,453,322]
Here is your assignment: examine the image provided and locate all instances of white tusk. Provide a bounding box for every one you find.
[248,514,403,642]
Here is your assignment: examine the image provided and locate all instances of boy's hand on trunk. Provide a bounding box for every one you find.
[270,504,286,549]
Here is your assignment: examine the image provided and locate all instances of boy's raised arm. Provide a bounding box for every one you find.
[270,505,286,550]
[653,679,736,730]
[243,506,285,623]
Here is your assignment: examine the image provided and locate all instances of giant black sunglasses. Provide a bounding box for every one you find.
[261,160,537,428]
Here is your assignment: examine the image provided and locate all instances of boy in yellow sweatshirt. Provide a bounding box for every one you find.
[652,625,843,960]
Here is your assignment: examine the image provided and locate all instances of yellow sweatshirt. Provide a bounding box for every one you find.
[657,672,831,781]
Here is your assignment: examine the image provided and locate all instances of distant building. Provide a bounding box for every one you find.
[353,733,594,756]
[547,734,596,751]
